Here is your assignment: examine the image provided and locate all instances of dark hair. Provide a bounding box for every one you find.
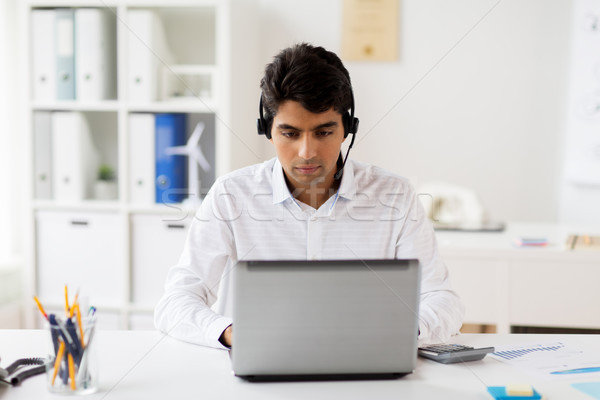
[260,43,353,125]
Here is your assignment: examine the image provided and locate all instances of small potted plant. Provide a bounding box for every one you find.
[94,164,118,200]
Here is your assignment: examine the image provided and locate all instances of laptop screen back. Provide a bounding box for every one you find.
[231,259,421,378]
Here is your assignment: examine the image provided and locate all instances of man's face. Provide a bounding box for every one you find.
[270,100,346,193]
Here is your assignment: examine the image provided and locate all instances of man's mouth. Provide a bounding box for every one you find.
[294,165,320,175]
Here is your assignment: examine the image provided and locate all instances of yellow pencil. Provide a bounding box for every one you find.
[64,285,70,317]
[67,353,76,390]
[33,296,48,320]
[74,304,85,348]
[51,341,65,385]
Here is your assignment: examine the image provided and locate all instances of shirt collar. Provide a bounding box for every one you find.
[272,158,292,204]
[271,158,357,204]
[337,159,356,200]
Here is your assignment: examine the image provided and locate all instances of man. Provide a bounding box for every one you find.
[155,43,464,348]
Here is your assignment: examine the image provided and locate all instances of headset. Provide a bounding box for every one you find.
[257,90,359,180]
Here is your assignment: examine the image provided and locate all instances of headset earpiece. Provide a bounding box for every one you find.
[257,95,272,139]
[343,112,359,138]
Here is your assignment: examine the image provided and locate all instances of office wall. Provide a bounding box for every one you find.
[258,0,573,223]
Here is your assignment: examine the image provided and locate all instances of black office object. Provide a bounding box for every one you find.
[418,344,494,364]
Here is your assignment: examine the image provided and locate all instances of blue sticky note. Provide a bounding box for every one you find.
[487,386,542,400]
[572,382,600,399]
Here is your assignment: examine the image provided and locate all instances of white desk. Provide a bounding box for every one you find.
[1,330,599,399]
[436,222,600,332]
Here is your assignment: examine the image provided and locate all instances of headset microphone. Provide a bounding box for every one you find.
[334,90,359,180]
[334,128,357,180]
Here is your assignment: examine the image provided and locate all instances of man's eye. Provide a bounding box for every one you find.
[317,131,333,137]
[281,131,298,138]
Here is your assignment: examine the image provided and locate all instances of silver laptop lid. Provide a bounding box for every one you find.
[232,259,421,378]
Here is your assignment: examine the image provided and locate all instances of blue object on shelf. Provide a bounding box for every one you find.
[155,113,188,204]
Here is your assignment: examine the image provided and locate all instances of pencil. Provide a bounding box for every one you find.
[74,304,85,348]
[51,341,65,385]
[33,296,48,320]
[70,291,79,318]
[68,353,76,390]
[64,285,70,317]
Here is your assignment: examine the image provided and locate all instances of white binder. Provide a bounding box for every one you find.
[75,8,117,101]
[33,112,53,199]
[128,113,156,205]
[55,9,76,100]
[31,9,56,101]
[51,112,99,201]
[127,10,171,102]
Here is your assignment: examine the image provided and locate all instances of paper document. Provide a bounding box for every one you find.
[491,341,600,380]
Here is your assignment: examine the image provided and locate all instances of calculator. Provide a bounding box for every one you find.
[417,344,495,364]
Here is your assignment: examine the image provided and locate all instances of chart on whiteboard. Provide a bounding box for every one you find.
[564,0,600,186]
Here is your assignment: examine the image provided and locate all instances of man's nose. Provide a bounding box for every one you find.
[298,134,317,160]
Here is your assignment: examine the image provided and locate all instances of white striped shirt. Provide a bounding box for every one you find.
[154,158,464,348]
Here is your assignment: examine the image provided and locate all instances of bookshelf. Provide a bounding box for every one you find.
[21,0,262,329]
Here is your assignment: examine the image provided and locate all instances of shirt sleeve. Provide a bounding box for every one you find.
[154,182,235,349]
[395,184,465,344]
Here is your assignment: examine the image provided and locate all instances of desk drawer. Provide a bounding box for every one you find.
[130,214,191,308]
[36,211,125,308]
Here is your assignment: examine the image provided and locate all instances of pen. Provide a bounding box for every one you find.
[551,366,600,375]
[34,296,59,353]
[49,315,79,365]
[66,318,82,365]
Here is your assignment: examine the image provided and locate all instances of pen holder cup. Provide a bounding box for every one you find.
[46,317,98,394]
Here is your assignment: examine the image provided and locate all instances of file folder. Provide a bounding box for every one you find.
[155,114,187,204]
[127,10,172,102]
[75,8,117,101]
[31,9,57,101]
[33,112,53,199]
[52,112,99,201]
[129,113,156,205]
[55,9,76,100]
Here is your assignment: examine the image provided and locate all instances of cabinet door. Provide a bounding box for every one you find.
[36,211,125,308]
[509,261,600,328]
[130,214,191,308]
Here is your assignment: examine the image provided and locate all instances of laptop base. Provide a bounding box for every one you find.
[236,372,410,382]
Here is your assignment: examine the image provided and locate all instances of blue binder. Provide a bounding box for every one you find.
[55,9,76,100]
[155,114,188,204]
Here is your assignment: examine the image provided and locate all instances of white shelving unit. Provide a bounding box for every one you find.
[21,0,262,329]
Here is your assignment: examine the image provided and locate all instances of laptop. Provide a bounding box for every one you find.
[231,259,421,380]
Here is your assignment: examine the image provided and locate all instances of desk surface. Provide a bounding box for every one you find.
[1,331,599,399]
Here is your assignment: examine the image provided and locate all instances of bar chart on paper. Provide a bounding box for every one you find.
[493,342,565,361]
[491,341,600,380]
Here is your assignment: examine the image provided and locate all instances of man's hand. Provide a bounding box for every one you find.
[219,325,233,347]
